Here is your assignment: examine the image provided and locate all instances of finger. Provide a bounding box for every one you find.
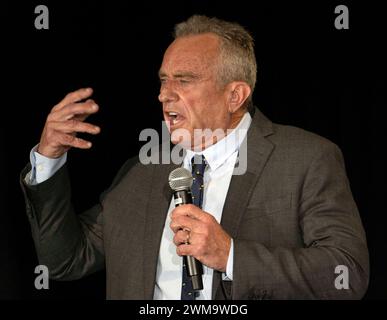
[173,229,190,246]
[53,100,99,121]
[49,120,100,135]
[171,204,208,221]
[56,132,93,149]
[71,105,97,123]
[170,215,199,234]
[53,88,93,112]
[176,244,195,257]
[72,111,95,123]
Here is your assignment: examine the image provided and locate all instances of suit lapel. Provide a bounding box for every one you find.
[212,109,275,299]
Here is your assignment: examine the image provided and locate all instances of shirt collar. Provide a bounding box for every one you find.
[184,112,252,171]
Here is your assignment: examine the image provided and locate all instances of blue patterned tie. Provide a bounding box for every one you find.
[181,154,207,300]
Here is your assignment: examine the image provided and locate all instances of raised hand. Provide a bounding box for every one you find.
[37,88,101,158]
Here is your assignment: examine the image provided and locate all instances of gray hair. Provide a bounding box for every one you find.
[173,15,257,112]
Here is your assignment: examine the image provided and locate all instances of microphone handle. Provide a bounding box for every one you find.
[173,189,204,290]
[184,256,203,290]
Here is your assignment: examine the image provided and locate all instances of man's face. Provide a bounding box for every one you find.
[158,33,230,150]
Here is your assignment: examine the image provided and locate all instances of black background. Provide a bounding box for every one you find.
[1,1,386,300]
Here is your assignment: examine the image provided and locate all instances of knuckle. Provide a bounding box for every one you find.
[65,134,76,144]
[203,214,212,223]
[73,90,83,97]
[74,137,83,146]
[84,123,93,131]
[67,103,78,113]
[65,92,75,100]
[187,204,195,211]
[70,119,79,128]
[60,135,69,144]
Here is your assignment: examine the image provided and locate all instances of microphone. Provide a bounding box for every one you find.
[168,167,203,291]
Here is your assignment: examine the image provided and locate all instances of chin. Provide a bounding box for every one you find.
[170,126,194,149]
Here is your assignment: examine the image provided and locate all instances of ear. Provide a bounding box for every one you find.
[226,82,251,113]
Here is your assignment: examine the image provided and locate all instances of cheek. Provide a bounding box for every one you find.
[180,96,206,126]
[180,88,225,129]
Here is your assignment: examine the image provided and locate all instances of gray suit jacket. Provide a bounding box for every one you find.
[20,109,369,299]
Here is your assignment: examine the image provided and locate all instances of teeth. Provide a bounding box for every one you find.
[166,111,182,126]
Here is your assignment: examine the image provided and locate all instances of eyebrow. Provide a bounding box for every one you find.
[158,70,200,79]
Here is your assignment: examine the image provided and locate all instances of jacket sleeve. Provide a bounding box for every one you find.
[232,143,369,299]
[20,156,138,281]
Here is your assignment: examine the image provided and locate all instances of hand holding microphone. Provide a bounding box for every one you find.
[169,167,203,290]
[169,167,232,291]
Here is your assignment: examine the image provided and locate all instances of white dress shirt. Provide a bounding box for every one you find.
[153,112,251,299]
[27,112,252,300]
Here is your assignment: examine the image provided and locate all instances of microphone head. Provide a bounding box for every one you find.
[168,167,193,191]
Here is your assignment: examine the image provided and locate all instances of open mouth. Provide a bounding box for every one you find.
[166,111,185,127]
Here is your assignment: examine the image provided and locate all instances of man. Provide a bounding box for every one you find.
[20,15,369,299]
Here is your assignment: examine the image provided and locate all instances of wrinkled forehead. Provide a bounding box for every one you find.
[160,34,220,75]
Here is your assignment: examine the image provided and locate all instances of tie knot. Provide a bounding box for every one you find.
[191,155,207,177]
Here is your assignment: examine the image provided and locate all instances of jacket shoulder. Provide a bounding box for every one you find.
[270,123,342,157]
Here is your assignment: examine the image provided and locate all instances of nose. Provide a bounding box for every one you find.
[158,82,179,104]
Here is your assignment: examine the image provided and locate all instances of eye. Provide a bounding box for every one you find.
[179,79,190,84]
